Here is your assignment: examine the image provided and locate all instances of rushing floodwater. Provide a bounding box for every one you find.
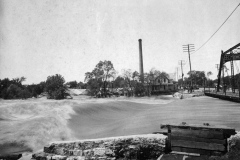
[0,98,76,154]
[0,95,240,155]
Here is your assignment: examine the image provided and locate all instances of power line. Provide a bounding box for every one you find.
[191,2,240,55]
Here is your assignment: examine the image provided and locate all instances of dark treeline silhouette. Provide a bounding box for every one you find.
[0,74,87,100]
[177,70,240,89]
[0,77,46,99]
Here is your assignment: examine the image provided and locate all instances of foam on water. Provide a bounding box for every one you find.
[0,99,76,153]
[0,96,175,154]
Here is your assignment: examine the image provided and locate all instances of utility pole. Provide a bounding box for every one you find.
[176,67,179,90]
[178,60,185,89]
[215,64,219,93]
[183,44,195,88]
[222,65,225,87]
[216,63,219,84]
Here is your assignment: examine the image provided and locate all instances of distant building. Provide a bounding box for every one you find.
[148,74,178,94]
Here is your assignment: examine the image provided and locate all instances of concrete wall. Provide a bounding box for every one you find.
[32,134,167,160]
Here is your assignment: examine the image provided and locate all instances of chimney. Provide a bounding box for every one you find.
[139,39,144,83]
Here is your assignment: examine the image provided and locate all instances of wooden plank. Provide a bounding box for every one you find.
[160,124,235,137]
[171,128,224,140]
[171,147,225,156]
[171,151,200,156]
[171,135,227,145]
[171,140,226,151]
[159,154,184,160]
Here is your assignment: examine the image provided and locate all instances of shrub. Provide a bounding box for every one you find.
[134,82,145,96]
[0,77,32,99]
[45,74,66,100]
[51,87,66,99]
[19,88,32,99]
[6,84,22,99]
[1,88,9,99]
[0,78,11,98]
[86,79,101,96]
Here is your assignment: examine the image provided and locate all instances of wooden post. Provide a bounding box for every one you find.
[166,126,172,153]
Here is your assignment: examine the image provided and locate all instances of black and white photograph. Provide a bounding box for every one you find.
[0,0,240,159]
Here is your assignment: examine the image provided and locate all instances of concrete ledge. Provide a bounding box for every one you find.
[33,134,167,160]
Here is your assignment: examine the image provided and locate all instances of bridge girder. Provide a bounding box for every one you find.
[217,43,240,92]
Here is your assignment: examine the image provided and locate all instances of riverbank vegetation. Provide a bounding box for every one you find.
[83,60,172,97]
[2,60,235,100]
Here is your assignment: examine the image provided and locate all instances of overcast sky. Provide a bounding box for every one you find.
[0,0,240,84]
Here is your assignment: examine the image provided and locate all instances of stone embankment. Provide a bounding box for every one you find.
[32,134,167,160]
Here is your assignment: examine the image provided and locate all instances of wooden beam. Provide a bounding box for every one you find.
[171,128,224,140]
[171,140,226,151]
[171,147,225,156]
[160,124,235,137]
[171,151,200,157]
[171,135,227,145]
[158,154,184,160]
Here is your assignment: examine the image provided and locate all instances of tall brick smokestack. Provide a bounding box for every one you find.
[139,39,144,83]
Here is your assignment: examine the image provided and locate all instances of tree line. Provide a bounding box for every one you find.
[1,59,222,100]
[177,70,213,88]
[0,75,86,100]
[0,77,45,99]
[84,60,171,97]
[177,70,240,89]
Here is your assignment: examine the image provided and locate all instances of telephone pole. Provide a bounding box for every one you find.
[183,44,195,87]
[215,64,219,78]
[178,60,185,89]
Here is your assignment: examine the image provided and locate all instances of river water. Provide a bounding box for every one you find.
[0,95,239,156]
